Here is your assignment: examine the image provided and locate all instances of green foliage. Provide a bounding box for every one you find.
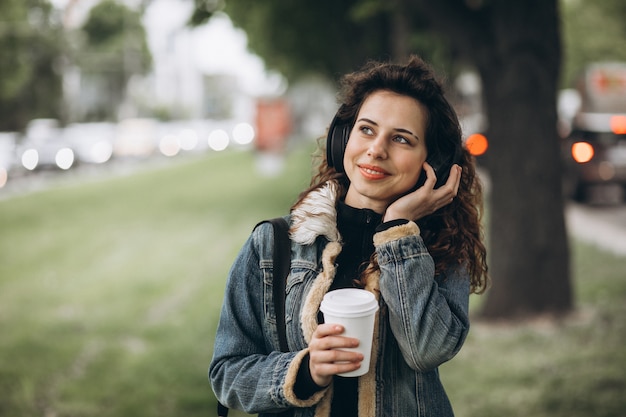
[190,0,625,90]
[69,0,152,120]
[76,0,151,75]
[83,1,131,46]
[212,0,393,81]
[560,0,626,87]
[0,0,64,131]
[188,0,224,26]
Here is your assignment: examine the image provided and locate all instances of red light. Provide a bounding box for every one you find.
[465,133,488,156]
[610,115,626,134]
[571,142,594,163]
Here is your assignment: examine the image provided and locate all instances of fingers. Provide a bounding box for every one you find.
[310,347,363,379]
[384,164,462,221]
[422,161,437,187]
[449,164,462,195]
[310,324,360,354]
[439,164,462,201]
[312,323,345,339]
[425,164,462,213]
[308,324,364,386]
[427,166,460,212]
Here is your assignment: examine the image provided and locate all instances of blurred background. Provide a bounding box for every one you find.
[1,0,625,202]
[0,0,625,416]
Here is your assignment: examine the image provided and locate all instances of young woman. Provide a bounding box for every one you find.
[209,55,489,417]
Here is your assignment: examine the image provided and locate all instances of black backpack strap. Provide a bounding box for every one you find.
[216,217,292,417]
[267,217,291,353]
[265,218,294,417]
[217,402,229,417]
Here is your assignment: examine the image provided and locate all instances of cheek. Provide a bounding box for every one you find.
[404,155,427,182]
[342,138,358,168]
[403,157,426,187]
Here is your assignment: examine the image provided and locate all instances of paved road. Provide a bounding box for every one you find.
[478,169,626,257]
[0,156,180,201]
[565,203,626,256]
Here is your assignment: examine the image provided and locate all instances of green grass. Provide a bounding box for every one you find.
[0,149,312,417]
[1,147,625,417]
[442,241,626,417]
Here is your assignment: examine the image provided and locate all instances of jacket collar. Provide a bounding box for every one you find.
[290,180,341,245]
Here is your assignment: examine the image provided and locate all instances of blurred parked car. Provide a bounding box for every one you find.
[561,62,626,203]
[18,119,76,171]
[63,122,115,165]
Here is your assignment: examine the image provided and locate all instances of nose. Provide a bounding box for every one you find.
[367,135,388,159]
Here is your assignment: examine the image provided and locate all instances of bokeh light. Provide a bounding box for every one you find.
[159,134,180,157]
[91,141,113,164]
[208,129,229,151]
[0,168,7,188]
[56,148,75,170]
[465,133,489,156]
[571,142,594,163]
[232,122,255,145]
[598,161,615,180]
[610,115,626,134]
[22,149,39,170]
[179,128,199,151]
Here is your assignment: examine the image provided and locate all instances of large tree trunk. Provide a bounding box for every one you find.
[390,0,412,62]
[417,0,573,319]
[477,1,572,318]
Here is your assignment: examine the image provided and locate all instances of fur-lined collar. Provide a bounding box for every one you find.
[290,180,341,245]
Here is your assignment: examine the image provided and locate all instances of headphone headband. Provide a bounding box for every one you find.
[326,108,352,173]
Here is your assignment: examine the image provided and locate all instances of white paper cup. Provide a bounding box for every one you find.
[320,288,379,377]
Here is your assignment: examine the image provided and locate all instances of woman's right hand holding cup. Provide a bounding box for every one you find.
[308,323,363,387]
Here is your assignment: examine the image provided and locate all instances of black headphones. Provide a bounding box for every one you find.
[326,107,352,174]
[326,106,463,189]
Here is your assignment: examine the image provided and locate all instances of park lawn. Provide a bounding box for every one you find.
[1,147,624,417]
[442,238,626,417]
[0,148,312,417]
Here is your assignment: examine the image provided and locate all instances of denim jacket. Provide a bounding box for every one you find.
[209,181,471,417]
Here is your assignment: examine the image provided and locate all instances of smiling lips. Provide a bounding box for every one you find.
[358,164,390,180]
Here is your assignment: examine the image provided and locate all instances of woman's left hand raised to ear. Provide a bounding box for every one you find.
[383,163,462,222]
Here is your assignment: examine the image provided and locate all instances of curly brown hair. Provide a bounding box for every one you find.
[292,55,488,294]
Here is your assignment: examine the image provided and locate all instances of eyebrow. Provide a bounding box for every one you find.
[357,117,421,141]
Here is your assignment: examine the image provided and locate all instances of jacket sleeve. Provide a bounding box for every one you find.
[208,223,328,414]
[373,221,470,372]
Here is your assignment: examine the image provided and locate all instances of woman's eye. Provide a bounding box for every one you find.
[393,135,410,144]
[360,126,374,135]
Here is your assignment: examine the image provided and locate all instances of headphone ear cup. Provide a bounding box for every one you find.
[326,115,351,173]
[418,140,464,189]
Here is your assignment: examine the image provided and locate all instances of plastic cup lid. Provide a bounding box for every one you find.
[320,288,379,317]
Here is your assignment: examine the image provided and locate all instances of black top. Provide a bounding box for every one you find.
[294,201,382,417]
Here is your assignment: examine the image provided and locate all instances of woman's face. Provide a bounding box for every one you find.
[343,90,428,213]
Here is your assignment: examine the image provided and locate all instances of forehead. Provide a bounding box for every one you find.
[358,91,427,127]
